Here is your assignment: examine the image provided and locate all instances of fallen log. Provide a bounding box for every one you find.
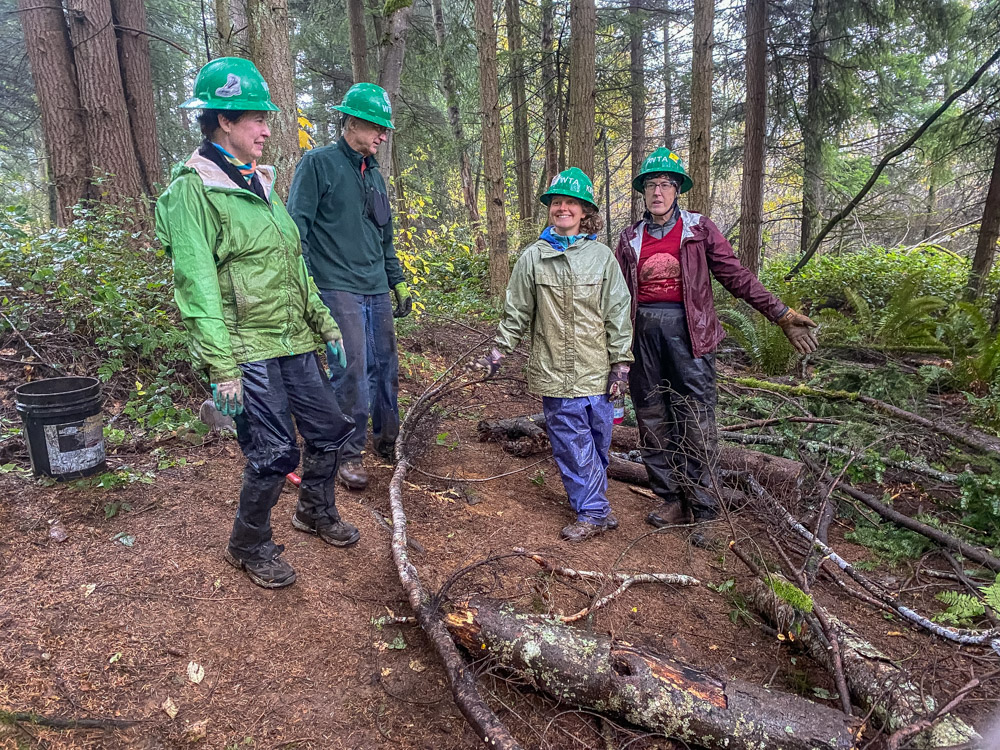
[444,599,860,750]
[748,576,982,748]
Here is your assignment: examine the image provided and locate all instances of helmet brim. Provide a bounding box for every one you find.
[539,191,599,211]
[631,172,694,194]
[332,104,396,130]
[180,96,280,112]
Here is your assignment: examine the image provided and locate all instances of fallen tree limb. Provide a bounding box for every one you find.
[733,471,1000,653]
[748,576,983,748]
[0,710,137,730]
[726,377,1000,459]
[443,598,860,750]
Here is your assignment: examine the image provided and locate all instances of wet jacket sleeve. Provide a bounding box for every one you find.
[155,175,241,383]
[602,255,634,365]
[286,152,323,273]
[494,250,536,354]
[702,217,788,322]
[299,256,341,342]
[377,172,405,289]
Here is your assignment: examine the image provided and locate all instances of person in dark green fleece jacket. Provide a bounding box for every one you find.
[287,82,411,491]
[156,58,360,590]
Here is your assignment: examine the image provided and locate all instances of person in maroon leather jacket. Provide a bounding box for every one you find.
[613,148,818,527]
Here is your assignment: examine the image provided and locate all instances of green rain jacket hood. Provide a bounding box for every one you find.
[154,149,341,383]
[494,235,633,398]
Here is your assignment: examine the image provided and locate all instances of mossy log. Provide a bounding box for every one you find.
[444,599,859,750]
[748,577,982,748]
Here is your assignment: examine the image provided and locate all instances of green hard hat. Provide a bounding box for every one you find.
[540,167,598,210]
[180,57,279,111]
[632,147,693,194]
[332,83,395,130]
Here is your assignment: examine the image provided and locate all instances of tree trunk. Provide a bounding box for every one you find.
[967,132,1000,301]
[567,0,596,176]
[799,0,828,260]
[247,0,299,197]
[347,0,369,83]
[662,15,671,147]
[737,0,766,277]
[445,599,859,750]
[213,0,233,55]
[540,0,559,190]
[688,0,713,215]
[110,0,162,194]
[505,0,532,223]
[629,0,645,223]
[18,0,90,224]
[431,0,479,225]
[65,0,146,207]
[375,4,413,179]
[473,0,510,297]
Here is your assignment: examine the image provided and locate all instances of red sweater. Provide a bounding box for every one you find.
[637,220,683,304]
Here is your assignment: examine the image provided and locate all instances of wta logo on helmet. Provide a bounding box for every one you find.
[551,175,580,192]
[380,90,392,114]
[215,74,242,98]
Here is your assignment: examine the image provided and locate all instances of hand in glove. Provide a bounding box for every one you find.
[393,282,413,318]
[326,339,348,369]
[607,363,630,398]
[776,308,819,354]
[211,378,244,417]
[468,347,504,379]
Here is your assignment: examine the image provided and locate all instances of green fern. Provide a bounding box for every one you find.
[841,276,946,350]
[720,307,798,376]
[981,574,1000,613]
[933,590,985,626]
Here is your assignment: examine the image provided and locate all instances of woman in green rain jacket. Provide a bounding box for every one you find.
[155,57,358,589]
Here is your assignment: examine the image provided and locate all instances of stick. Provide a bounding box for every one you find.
[0,312,63,374]
[884,670,998,750]
[0,711,137,729]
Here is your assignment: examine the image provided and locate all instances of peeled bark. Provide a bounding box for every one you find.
[473,0,510,297]
[749,578,982,747]
[110,0,162,193]
[567,0,596,176]
[347,0,369,82]
[18,0,90,223]
[66,0,146,207]
[688,0,713,214]
[445,599,859,750]
[737,0,766,277]
[540,0,559,189]
[505,0,532,223]
[247,0,299,196]
[629,0,645,223]
[969,132,1000,301]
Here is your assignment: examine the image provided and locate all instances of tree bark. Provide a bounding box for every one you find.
[506,0,532,223]
[347,0,369,83]
[375,3,413,179]
[749,578,982,748]
[567,0,596,176]
[247,0,298,197]
[110,0,162,194]
[445,599,859,750]
[431,0,478,224]
[540,0,559,189]
[737,0,766,277]
[662,14,671,147]
[65,0,146,207]
[967,132,1000,301]
[629,0,645,223]
[18,0,90,224]
[474,0,510,297]
[799,0,828,261]
[688,0,713,215]
[213,0,233,55]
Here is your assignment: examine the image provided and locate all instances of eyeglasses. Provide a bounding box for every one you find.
[645,181,677,193]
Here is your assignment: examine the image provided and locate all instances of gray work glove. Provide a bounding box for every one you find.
[211,378,244,417]
[607,363,630,398]
[468,347,504,379]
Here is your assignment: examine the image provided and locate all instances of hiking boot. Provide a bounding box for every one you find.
[337,459,368,490]
[692,506,720,523]
[646,501,689,528]
[601,513,619,530]
[689,487,720,522]
[560,520,608,543]
[291,510,360,547]
[224,547,296,589]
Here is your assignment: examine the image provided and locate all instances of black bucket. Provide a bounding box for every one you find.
[15,376,107,480]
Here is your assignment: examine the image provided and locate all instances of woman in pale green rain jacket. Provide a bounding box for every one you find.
[155,57,359,589]
[472,168,633,542]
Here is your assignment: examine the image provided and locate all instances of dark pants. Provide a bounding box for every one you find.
[542,395,614,523]
[319,289,400,461]
[629,303,719,517]
[230,353,355,562]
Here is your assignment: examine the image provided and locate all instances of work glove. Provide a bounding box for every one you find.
[393,282,413,318]
[468,347,504,379]
[776,308,819,354]
[326,339,348,369]
[607,363,630,398]
[211,378,244,417]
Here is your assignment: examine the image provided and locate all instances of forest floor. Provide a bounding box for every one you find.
[1,322,998,750]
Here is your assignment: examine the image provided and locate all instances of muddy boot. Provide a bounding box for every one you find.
[295,449,361,547]
[646,499,689,528]
[337,458,368,490]
[688,486,720,522]
[224,545,296,589]
[292,511,360,547]
[560,516,616,543]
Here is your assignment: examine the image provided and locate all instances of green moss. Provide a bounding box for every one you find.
[766,575,814,613]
